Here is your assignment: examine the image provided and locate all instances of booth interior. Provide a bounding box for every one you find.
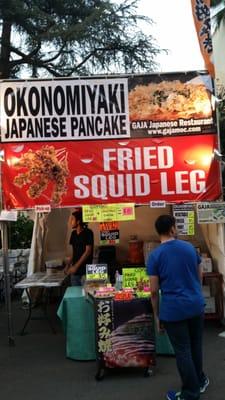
[27,204,225,315]
[42,205,225,280]
[21,204,225,370]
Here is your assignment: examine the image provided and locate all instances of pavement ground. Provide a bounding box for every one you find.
[0,298,225,400]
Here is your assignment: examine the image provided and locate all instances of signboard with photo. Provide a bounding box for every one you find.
[0,71,215,143]
[197,202,225,223]
[93,296,155,369]
[0,72,220,209]
[128,72,215,138]
[1,135,221,209]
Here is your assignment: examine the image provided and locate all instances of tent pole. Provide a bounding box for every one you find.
[0,153,15,346]
[1,221,15,346]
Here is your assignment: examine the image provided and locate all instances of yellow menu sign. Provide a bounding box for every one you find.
[122,268,149,289]
[82,203,135,222]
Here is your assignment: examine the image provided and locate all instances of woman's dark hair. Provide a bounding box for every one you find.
[155,214,176,235]
[72,210,88,228]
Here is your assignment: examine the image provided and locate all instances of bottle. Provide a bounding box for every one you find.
[115,270,121,291]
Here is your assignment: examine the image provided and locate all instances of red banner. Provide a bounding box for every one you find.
[1,135,221,209]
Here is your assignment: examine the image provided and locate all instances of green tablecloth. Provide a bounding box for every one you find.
[57,287,96,360]
[57,287,174,360]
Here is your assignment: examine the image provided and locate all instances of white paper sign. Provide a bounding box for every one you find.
[150,201,166,208]
[0,210,18,221]
[35,205,51,213]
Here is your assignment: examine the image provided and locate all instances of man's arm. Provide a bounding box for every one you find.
[196,251,203,284]
[150,275,159,318]
[150,275,164,334]
[198,262,203,284]
[66,244,92,275]
[64,256,72,273]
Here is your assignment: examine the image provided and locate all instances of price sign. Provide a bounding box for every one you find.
[173,204,195,235]
[122,267,149,289]
[82,203,135,222]
[86,264,108,281]
[100,222,119,245]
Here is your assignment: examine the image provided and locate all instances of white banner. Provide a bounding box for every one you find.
[0,78,130,142]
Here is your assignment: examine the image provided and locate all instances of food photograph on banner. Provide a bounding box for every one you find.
[0,70,224,376]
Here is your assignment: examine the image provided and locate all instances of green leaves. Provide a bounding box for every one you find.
[0,0,164,78]
[8,213,34,249]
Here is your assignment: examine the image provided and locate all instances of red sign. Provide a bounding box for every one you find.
[1,135,221,209]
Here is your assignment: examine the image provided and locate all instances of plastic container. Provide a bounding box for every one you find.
[115,270,122,291]
[128,239,144,264]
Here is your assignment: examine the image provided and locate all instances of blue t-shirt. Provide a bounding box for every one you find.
[147,239,205,322]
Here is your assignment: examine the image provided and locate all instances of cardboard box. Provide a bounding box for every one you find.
[200,257,213,273]
[204,296,216,314]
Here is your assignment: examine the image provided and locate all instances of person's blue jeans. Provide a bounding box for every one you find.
[163,314,206,400]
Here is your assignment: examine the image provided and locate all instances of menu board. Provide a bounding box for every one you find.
[173,204,195,235]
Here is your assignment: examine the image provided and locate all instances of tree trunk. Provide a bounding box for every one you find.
[0,18,12,79]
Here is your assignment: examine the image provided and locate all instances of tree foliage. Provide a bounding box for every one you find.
[0,0,164,78]
[8,213,34,249]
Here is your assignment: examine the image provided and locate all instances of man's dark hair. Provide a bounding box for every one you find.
[155,214,176,235]
[72,210,88,228]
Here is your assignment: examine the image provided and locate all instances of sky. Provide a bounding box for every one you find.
[136,0,205,73]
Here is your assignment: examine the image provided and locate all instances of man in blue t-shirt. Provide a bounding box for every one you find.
[147,214,209,400]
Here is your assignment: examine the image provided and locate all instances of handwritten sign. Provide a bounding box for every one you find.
[86,264,108,281]
[82,203,135,222]
[96,299,113,354]
[100,222,119,245]
[122,267,149,289]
